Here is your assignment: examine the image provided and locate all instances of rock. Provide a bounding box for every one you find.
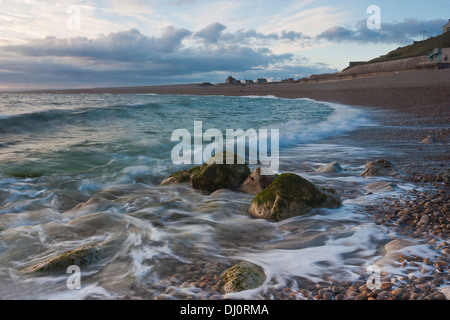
[440,287,450,300]
[418,215,430,226]
[420,136,436,144]
[315,162,343,173]
[240,167,277,195]
[380,283,394,291]
[190,154,251,193]
[26,244,103,272]
[160,166,201,185]
[361,159,397,178]
[222,262,266,293]
[391,288,404,298]
[160,153,251,193]
[436,169,450,185]
[248,173,342,221]
[365,181,397,193]
[375,239,415,268]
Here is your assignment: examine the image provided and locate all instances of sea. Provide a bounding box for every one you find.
[0,93,436,299]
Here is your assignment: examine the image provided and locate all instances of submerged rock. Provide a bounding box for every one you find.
[365,181,397,193]
[361,159,397,178]
[375,239,415,268]
[222,262,266,293]
[240,167,277,195]
[27,244,104,272]
[161,153,251,193]
[248,173,342,221]
[315,162,343,173]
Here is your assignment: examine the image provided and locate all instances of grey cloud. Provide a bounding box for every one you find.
[5,28,192,61]
[1,26,306,88]
[317,18,447,44]
[195,22,227,44]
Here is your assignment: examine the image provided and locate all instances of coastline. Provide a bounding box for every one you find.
[2,69,449,300]
[16,69,450,125]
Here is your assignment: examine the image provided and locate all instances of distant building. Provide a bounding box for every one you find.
[427,48,450,62]
[257,78,268,84]
[349,61,367,67]
[226,76,237,85]
[245,79,254,84]
[443,19,450,34]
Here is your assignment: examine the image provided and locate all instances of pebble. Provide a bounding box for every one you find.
[391,289,404,297]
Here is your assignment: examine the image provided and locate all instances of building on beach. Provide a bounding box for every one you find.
[427,48,450,62]
[226,76,237,85]
[257,78,268,84]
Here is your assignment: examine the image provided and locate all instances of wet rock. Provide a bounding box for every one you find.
[190,154,251,193]
[419,215,430,226]
[161,166,201,185]
[161,153,251,193]
[440,287,450,300]
[222,262,266,293]
[315,162,343,173]
[375,239,415,267]
[361,159,398,178]
[391,288,404,298]
[26,244,103,272]
[248,173,342,221]
[436,169,450,185]
[365,181,397,193]
[240,167,277,195]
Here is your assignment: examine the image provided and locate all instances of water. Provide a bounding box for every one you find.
[0,93,429,299]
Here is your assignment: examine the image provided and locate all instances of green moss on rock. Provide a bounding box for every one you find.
[160,166,201,185]
[28,244,104,272]
[222,262,266,293]
[249,173,342,221]
[161,153,251,193]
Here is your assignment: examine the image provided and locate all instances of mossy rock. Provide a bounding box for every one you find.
[27,244,104,272]
[161,153,251,193]
[249,173,342,221]
[190,158,251,193]
[160,166,201,185]
[222,262,266,293]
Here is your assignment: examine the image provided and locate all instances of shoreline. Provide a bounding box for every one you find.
[2,69,449,300]
[9,69,450,125]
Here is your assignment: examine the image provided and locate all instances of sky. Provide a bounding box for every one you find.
[0,0,449,90]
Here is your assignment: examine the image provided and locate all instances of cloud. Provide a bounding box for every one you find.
[4,28,192,60]
[195,22,227,44]
[1,25,328,88]
[317,18,447,44]
[195,24,312,45]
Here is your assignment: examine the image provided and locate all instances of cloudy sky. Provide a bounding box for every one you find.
[1,0,449,89]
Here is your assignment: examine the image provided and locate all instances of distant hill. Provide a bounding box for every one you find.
[369,32,450,63]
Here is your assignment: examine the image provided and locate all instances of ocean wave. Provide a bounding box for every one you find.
[273,101,374,147]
